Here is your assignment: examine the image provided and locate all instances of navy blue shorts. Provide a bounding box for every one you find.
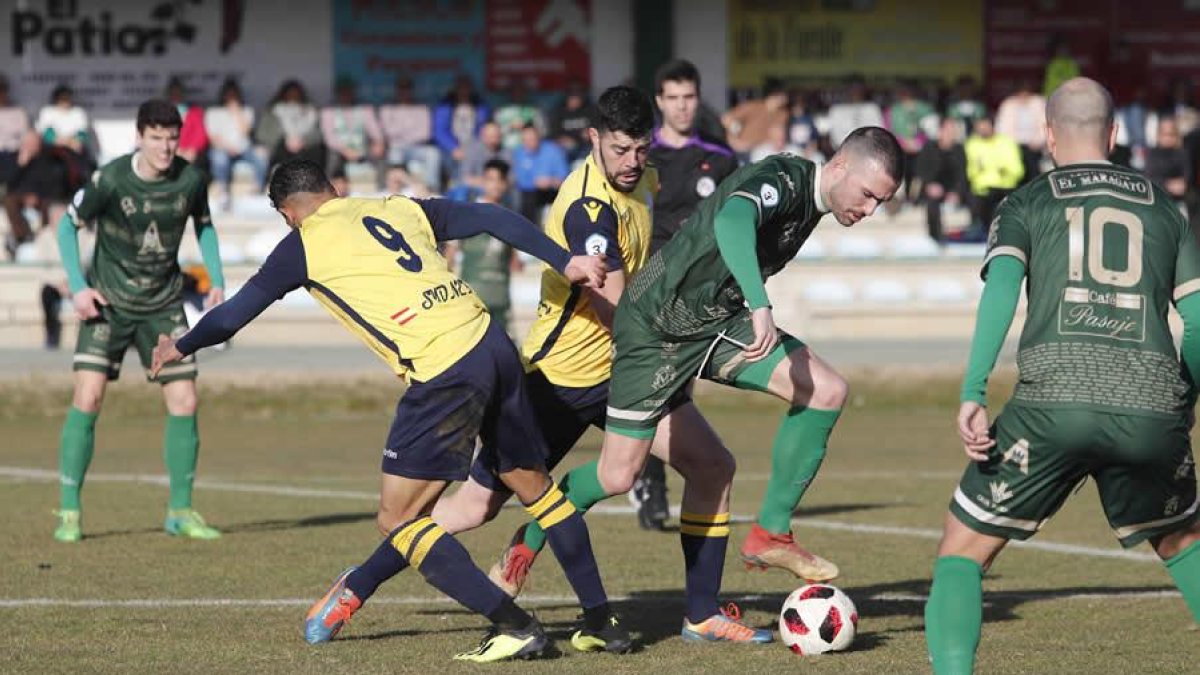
[469,370,609,490]
[383,319,548,481]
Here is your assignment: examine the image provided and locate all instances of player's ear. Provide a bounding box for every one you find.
[587,127,600,149]
[1106,121,1118,154]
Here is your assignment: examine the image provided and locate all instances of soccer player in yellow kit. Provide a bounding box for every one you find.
[151,159,622,662]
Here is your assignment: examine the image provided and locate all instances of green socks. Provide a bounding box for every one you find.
[757,406,841,534]
[522,459,609,552]
[59,407,98,510]
[164,414,200,510]
[925,555,983,675]
[1166,539,1200,623]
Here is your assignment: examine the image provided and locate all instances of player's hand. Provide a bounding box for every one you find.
[204,287,225,310]
[565,254,606,289]
[744,306,779,362]
[150,334,183,379]
[73,288,108,321]
[957,401,996,462]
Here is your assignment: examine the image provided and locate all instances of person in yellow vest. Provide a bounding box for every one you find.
[150,159,630,662]
[965,114,1024,232]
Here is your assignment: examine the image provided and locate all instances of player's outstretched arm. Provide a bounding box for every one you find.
[1176,293,1200,416]
[152,230,308,376]
[714,197,776,360]
[418,198,606,288]
[958,254,1025,459]
[55,212,107,320]
[194,218,226,309]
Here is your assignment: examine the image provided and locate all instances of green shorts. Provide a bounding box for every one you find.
[951,404,1198,548]
[73,304,196,384]
[604,305,805,438]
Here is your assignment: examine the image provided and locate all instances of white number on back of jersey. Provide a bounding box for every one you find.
[1065,206,1144,287]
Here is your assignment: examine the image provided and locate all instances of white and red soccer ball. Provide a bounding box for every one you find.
[778,584,858,654]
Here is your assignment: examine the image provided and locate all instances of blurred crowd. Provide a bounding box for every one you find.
[5,60,1200,259]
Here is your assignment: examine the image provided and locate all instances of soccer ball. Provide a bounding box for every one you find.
[778,584,858,654]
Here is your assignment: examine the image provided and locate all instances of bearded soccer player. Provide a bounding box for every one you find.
[432,86,766,644]
[925,78,1200,674]
[54,99,225,542]
[152,159,619,662]
[630,58,741,531]
[503,127,902,589]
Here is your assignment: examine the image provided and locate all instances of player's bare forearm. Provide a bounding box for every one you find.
[586,270,625,330]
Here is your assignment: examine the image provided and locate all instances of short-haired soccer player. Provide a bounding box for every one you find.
[152,159,622,662]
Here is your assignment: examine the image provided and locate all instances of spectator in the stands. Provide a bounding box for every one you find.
[164,77,208,165]
[947,75,986,137]
[459,120,510,190]
[378,75,441,192]
[965,114,1023,232]
[257,79,326,175]
[4,84,90,256]
[434,74,491,181]
[722,78,790,155]
[995,79,1046,183]
[511,122,568,224]
[887,81,936,201]
[827,76,884,148]
[915,117,969,243]
[1145,116,1192,205]
[548,79,594,162]
[494,79,546,152]
[206,78,267,207]
[321,75,386,192]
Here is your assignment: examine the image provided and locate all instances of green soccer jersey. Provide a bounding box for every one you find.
[984,161,1200,417]
[626,154,822,337]
[458,233,512,313]
[69,154,211,315]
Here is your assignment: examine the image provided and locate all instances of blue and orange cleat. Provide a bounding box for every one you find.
[304,567,362,644]
[681,603,773,644]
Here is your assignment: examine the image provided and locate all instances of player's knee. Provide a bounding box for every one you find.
[597,462,638,496]
[673,446,736,487]
[376,506,419,536]
[1152,522,1200,560]
[72,387,104,414]
[809,371,849,410]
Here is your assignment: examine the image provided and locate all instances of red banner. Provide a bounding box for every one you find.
[485,0,591,91]
[986,0,1200,105]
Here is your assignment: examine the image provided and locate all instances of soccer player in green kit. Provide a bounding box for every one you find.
[925,78,1200,674]
[53,99,225,542]
[443,159,518,333]
[499,127,903,596]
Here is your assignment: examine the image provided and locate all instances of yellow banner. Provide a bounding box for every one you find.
[729,0,982,87]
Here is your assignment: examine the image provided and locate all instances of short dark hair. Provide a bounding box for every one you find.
[593,85,654,139]
[136,99,182,132]
[483,158,510,178]
[838,126,905,182]
[268,159,335,208]
[655,59,701,94]
[50,84,73,103]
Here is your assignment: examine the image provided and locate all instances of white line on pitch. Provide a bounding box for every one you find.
[0,589,1179,610]
[0,465,1157,563]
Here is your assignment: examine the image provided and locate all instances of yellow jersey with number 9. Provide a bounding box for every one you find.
[299,196,489,382]
[522,154,657,387]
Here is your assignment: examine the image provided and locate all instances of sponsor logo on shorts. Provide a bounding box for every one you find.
[1175,455,1195,482]
[382,448,398,460]
[92,323,111,343]
[651,364,676,390]
[660,341,680,355]
[1165,495,1181,516]
[1002,438,1030,475]
[776,170,796,193]
[989,481,1014,505]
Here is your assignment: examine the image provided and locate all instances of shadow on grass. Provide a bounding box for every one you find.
[792,502,896,518]
[220,512,377,533]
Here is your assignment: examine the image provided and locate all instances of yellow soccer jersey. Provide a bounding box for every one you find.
[522,154,658,387]
[259,196,490,381]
